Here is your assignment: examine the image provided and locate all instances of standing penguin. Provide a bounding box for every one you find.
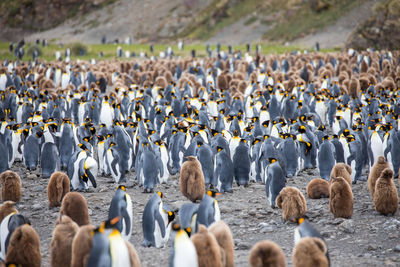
[374,168,398,215]
[215,146,234,193]
[292,237,329,267]
[178,203,199,236]
[41,139,60,178]
[191,225,223,267]
[180,156,205,202]
[105,141,124,183]
[0,171,21,202]
[0,212,30,260]
[329,177,353,219]
[265,158,286,208]
[5,224,41,267]
[169,224,198,267]
[23,130,42,171]
[86,217,140,267]
[50,215,79,267]
[142,192,175,248]
[137,142,163,193]
[47,172,70,208]
[108,185,133,241]
[368,156,390,198]
[233,139,251,186]
[196,190,221,227]
[317,136,336,180]
[196,141,215,187]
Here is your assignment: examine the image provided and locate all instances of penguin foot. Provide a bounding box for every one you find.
[118,177,127,184]
[143,188,154,193]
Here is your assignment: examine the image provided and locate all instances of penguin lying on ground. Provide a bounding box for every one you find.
[306,178,330,199]
[249,240,286,267]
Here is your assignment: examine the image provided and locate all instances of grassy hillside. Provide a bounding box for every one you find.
[179,0,370,43]
[0,42,340,62]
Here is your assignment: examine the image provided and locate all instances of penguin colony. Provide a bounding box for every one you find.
[0,46,399,266]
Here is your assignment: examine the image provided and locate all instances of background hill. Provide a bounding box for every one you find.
[0,0,398,49]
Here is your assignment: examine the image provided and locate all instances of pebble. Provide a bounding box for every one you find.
[339,219,355,233]
[394,245,400,252]
[32,203,41,211]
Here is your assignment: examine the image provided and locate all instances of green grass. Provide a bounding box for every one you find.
[265,0,368,41]
[0,42,337,62]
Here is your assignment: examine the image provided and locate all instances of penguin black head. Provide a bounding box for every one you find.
[117,185,126,191]
[267,157,277,164]
[240,138,247,144]
[216,146,224,153]
[298,125,306,134]
[317,125,326,131]
[167,211,175,224]
[83,136,92,143]
[252,138,261,146]
[157,191,164,198]
[78,143,88,151]
[297,217,305,225]
[263,134,270,140]
[206,190,221,198]
[343,129,350,136]
[346,135,355,143]
[197,141,203,148]
[5,263,22,267]
[322,135,330,141]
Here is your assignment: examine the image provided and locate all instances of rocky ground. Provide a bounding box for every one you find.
[8,161,400,266]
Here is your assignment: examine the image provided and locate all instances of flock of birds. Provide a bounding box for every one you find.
[0,45,399,267]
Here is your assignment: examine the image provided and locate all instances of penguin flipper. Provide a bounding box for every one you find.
[122,207,131,237]
[384,143,391,160]
[87,170,97,188]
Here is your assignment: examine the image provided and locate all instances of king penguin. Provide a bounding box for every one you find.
[294,218,330,266]
[108,185,133,241]
[265,158,286,208]
[142,192,175,248]
[233,139,251,186]
[169,224,198,267]
[0,212,30,260]
[215,146,234,193]
[178,203,199,236]
[196,190,221,227]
